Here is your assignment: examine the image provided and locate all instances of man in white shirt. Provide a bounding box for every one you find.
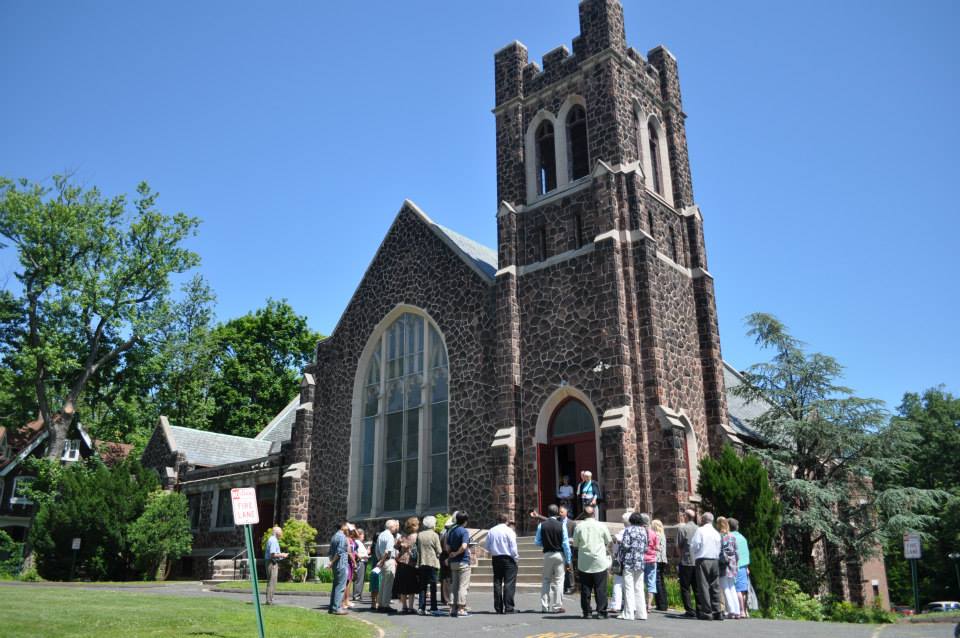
[689,512,723,620]
[485,513,519,614]
[374,519,400,612]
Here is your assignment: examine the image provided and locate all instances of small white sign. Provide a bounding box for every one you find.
[903,532,922,559]
[230,487,259,526]
[71,537,81,550]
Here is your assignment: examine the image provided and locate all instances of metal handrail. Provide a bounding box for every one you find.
[232,547,249,580]
[207,549,226,564]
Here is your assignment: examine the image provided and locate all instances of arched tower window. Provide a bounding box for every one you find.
[633,110,642,162]
[566,105,589,181]
[648,121,663,195]
[354,311,448,517]
[669,226,679,263]
[536,121,557,195]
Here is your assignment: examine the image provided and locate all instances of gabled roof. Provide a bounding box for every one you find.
[723,361,767,441]
[254,397,298,445]
[166,424,274,467]
[431,221,498,280]
[324,199,498,343]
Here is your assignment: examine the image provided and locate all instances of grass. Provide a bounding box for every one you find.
[214,580,332,593]
[0,585,374,638]
[907,610,960,622]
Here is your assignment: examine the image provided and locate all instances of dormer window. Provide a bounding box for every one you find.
[535,121,557,195]
[566,105,588,181]
[10,476,35,505]
[62,439,80,462]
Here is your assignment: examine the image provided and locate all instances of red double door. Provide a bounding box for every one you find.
[537,430,598,515]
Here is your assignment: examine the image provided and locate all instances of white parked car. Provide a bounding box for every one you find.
[922,601,960,613]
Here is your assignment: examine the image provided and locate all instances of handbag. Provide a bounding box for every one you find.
[611,559,623,576]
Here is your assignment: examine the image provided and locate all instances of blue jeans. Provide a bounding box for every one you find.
[644,562,657,593]
[329,559,349,612]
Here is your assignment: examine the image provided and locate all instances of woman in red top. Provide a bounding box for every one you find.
[639,514,659,612]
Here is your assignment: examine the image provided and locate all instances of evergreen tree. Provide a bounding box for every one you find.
[698,445,781,612]
[128,490,193,580]
[732,313,947,596]
[28,457,158,580]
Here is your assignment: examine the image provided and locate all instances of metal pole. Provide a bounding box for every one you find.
[69,549,77,582]
[244,524,266,638]
[910,557,920,615]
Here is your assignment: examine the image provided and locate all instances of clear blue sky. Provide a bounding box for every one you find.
[1,1,957,413]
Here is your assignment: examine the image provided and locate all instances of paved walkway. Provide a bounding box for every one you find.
[3,581,953,638]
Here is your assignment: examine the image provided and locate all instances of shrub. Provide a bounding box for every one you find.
[128,490,193,580]
[664,575,683,610]
[767,579,823,621]
[0,530,22,577]
[29,458,158,580]
[260,518,317,583]
[823,600,897,624]
[315,566,333,583]
[698,445,781,613]
[433,513,450,532]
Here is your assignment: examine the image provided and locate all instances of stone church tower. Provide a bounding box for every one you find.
[490,0,729,524]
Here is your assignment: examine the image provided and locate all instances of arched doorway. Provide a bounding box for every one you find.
[537,398,597,515]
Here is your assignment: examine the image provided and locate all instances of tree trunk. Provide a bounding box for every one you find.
[43,411,73,461]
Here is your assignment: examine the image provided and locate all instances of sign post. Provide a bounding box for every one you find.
[903,532,922,614]
[231,487,265,638]
[69,537,81,581]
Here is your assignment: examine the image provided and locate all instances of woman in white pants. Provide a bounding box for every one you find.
[608,511,632,613]
[617,511,648,621]
[717,516,741,619]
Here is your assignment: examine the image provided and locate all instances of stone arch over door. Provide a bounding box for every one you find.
[534,386,600,514]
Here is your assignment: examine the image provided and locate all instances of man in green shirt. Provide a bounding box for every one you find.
[572,505,612,619]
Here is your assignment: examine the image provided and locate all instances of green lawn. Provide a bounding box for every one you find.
[214,580,332,593]
[0,585,373,638]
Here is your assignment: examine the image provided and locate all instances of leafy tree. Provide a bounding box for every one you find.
[82,275,217,445]
[262,518,317,583]
[877,387,960,604]
[29,457,158,580]
[0,175,199,459]
[698,445,781,612]
[209,299,321,437]
[732,313,946,596]
[128,490,192,580]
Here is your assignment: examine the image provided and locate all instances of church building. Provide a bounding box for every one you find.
[285,0,749,535]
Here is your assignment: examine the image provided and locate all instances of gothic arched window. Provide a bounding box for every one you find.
[354,311,449,517]
[536,120,557,195]
[566,105,589,181]
[648,121,663,195]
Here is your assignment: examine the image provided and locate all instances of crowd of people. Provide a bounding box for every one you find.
[322,510,476,617]
[263,491,755,623]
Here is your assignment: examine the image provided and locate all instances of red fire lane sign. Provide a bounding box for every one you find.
[231,487,260,525]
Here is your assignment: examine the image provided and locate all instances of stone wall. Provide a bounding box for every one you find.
[302,202,498,534]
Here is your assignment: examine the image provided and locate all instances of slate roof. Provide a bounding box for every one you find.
[254,397,299,445]
[432,223,498,279]
[723,361,767,441]
[168,425,273,467]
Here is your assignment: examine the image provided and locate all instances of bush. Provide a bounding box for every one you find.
[433,513,451,532]
[29,458,158,580]
[824,600,897,624]
[18,566,42,582]
[261,518,317,583]
[128,490,192,580]
[316,566,333,583]
[664,576,682,610]
[0,530,22,577]
[767,579,823,621]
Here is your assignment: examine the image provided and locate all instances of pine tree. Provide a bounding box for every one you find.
[698,445,781,612]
